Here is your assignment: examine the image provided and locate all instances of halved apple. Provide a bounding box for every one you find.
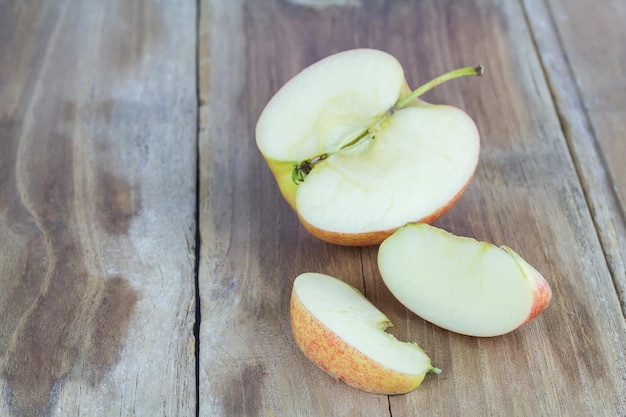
[377,224,552,337]
[256,49,483,246]
[290,272,440,395]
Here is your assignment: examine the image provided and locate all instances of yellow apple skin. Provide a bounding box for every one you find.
[290,289,429,395]
[265,158,299,210]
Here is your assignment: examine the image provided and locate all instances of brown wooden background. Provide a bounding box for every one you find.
[1,0,625,416]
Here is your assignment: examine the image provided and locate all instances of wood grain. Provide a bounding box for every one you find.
[523,0,626,316]
[0,1,197,416]
[199,0,626,416]
[2,0,625,416]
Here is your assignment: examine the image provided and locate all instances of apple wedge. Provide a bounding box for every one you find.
[290,272,440,395]
[377,224,552,337]
[256,49,482,246]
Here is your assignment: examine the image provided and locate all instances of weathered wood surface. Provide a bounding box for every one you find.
[0,1,197,417]
[523,0,626,316]
[199,1,626,417]
[2,0,626,416]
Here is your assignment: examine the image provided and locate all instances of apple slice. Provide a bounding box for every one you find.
[290,272,440,395]
[377,224,552,337]
[256,49,483,246]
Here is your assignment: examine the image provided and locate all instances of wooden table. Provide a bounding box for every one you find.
[1,1,625,416]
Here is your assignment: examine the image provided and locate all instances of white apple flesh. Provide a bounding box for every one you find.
[256,49,482,246]
[378,224,552,337]
[290,272,440,394]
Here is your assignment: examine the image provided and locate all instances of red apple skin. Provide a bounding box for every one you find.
[297,173,475,246]
[499,246,552,332]
[520,270,552,328]
[290,290,427,394]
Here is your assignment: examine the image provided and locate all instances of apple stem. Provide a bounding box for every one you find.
[394,65,484,110]
[291,65,484,184]
[430,367,442,375]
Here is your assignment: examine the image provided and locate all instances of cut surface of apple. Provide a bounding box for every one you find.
[290,272,440,394]
[378,224,552,337]
[256,49,482,246]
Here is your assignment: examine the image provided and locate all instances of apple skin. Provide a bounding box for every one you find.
[265,158,299,209]
[502,246,553,329]
[290,289,430,394]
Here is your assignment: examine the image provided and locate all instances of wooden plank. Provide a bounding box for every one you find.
[198,2,391,416]
[198,1,626,416]
[0,1,197,416]
[523,0,626,316]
